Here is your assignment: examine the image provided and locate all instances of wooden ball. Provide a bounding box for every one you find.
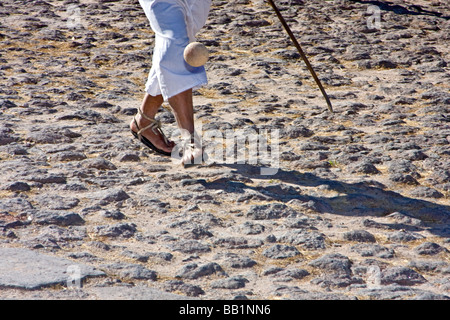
[184,42,209,67]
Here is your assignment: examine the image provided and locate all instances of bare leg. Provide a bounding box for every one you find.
[168,88,194,135]
[168,89,202,164]
[130,93,174,154]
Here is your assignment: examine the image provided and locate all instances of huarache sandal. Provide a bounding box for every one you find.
[181,143,203,168]
[181,134,205,168]
[131,108,172,157]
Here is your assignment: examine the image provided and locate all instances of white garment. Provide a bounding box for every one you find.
[176,0,211,42]
[138,0,211,100]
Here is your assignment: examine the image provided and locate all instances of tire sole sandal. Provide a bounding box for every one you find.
[131,108,172,157]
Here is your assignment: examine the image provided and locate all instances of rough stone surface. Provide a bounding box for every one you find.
[0,0,449,300]
[0,248,104,289]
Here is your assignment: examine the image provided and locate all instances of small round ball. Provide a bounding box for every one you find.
[184,42,209,67]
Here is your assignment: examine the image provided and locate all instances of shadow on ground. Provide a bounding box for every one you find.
[350,0,448,20]
[197,163,450,237]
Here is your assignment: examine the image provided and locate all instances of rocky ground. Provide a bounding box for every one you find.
[0,0,449,300]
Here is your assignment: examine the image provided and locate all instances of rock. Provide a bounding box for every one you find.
[81,157,117,170]
[262,244,301,259]
[0,99,17,109]
[37,225,87,242]
[176,262,226,279]
[215,253,257,269]
[233,221,265,235]
[246,203,299,220]
[0,247,104,289]
[348,161,380,174]
[362,219,391,230]
[2,181,31,192]
[0,0,449,301]
[88,188,130,204]
[92,223,137,238]
[343,230,376,243]
[30,210,85,227]
[408,260,450,274]
[0,127,18,145]
[25,128,78,144]
[277,229,327,249]
[169,240,211,254]
[409,186,444,199]
[386,212,423,227]
[389,173,419,185]
[282,126,314,138]
[91,101,114,109]
[86,241,111,251]
[414,293,450,300]
[101,263,157,281]
[211,276,249,289]
[0,212,28,229]
[309,254,352,275]
[164,280,204,297]
[117,152,140,162]
[90,285,192,300]
[350,244,395,258]
[311,272,364,289]
[0,197,33,213]
[120,250,149,263]
[213,237,263,249]
[182,225,213,240]
[101,209,126,220]
[388,160,420,177]
[266,268,310,282]
[387,230,424,243]
[51,151,87,162]
[34,194,79,210]
[24,171,67,185]
[381,267,427,286]
[414,242,448,255]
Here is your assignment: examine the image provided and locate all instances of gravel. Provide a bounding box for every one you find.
[0,0,448,300]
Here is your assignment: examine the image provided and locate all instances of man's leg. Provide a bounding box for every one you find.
[168,88,194,135]
[168,88,202,164]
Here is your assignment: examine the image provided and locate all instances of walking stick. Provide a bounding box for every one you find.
[266,0,333,113]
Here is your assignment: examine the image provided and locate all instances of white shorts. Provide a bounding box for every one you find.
[138,0,212,100]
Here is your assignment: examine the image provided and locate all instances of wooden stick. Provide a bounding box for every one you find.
[267,0,334,112]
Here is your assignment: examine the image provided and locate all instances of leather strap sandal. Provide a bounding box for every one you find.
[131,108,172,157]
